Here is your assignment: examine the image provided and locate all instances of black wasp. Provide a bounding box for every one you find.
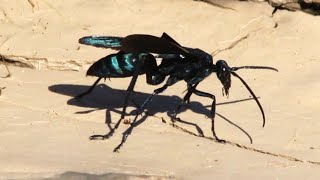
[77,32,278,151]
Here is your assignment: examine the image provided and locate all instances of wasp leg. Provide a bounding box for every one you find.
[172,83,199,118]
[113,114,148,152]
[120,57,143,120]
[112,84,169,152]
[75,77,102,98]
[144,54,166,86]
[113,76,180,152]
[188,87,226,143]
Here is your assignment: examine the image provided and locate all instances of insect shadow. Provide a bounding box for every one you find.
[49,83,255,144]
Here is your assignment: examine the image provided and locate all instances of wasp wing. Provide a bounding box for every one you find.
[79,36,123,50]
[151,33,183,59]
[121,34,197,60]
[160,32,181,46]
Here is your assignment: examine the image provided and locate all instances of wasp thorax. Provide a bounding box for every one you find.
[216,60,231,96]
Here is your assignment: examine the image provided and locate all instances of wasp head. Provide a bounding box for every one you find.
[216,60,231,96]
[215,60,278,128]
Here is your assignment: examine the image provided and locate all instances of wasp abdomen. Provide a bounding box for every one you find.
[86,53,139,78]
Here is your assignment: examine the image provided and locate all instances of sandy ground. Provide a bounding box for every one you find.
[1,0,320,179]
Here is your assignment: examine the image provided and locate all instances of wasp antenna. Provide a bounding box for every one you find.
[231,72,265,128]
[231,66,278,72]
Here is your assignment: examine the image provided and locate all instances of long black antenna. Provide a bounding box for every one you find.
[230,71,266,127]
[231,66,278,72]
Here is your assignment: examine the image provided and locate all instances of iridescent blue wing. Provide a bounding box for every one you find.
[79,36,123,50]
